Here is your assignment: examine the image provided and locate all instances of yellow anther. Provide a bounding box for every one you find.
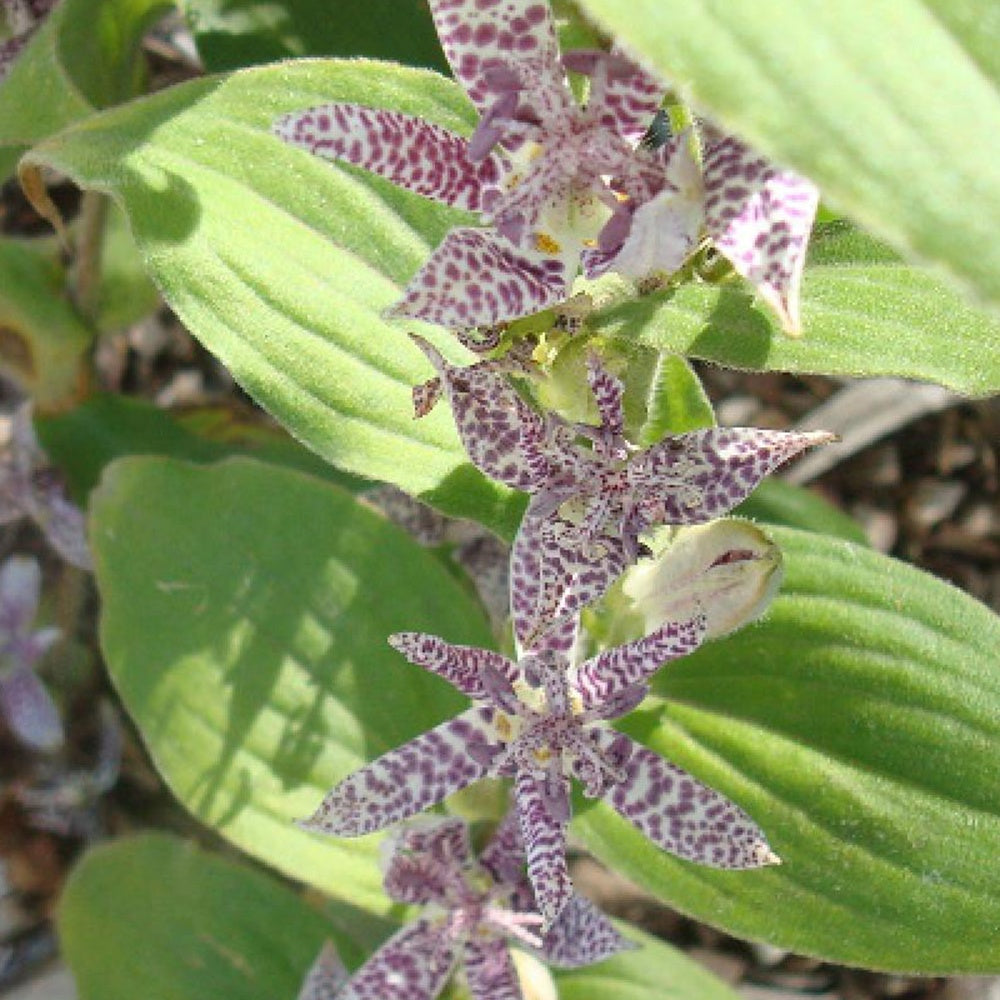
[535,232,561,255]
[495,714,514,740]
[532,747,552,765]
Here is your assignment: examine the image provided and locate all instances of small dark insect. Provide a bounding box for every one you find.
[640,109,672,151]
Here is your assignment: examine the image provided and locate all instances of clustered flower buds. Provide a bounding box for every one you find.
[276,1,831,995]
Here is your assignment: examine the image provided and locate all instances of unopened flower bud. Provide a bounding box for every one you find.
[623,519,783,640]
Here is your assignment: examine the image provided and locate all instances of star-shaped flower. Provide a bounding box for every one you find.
[412,336,832,652]
[274,1,702,330]
[583,115,820,334]
[1,0,58,80]
[298,810,630,1000]
[0,405,92,571]
[0,556,62,751]
[302,609,776,925]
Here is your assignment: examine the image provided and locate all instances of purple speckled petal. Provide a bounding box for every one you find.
[478,805,527,888]
[409,334,546,491]
[0,665,63,751]
[562,46,666,144]
[511,509,628,654]
[339,918,459,1000]
[389,632,519,698]
[595,732,779,869]
[300,707,497,837]
[540,894,634,968]
[297,942,349,1000]
[363,485,450,546]
[585,353,624,442]
[634,427,834,526]
[273,104,504,213]
[452,534,511,632]
[428,0,561,118]
[464,938,522,1000]
[573,612,708,711]
[514,768,573,926]
[383,817,472,906]
[386,227,570,327]
[702,131,819,334]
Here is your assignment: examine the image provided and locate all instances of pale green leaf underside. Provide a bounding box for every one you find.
[594,229,1000,396]
[21,60,524,536]
[91,456,496,913]
[575,526,1000,973]
[576,0,1000,318]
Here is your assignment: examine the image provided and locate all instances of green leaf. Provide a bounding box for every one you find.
[96,203,160,332]
[575,0,1000,316]
[21,60,524,539]
[592,228,1000,396]
[0,238,92,405]
[0,0,170,178]
[557,923,739,1000]
[183,0,449,74]
[637,353,715,444]
[91,456,496,913]
[734,478,869,546]
[35,393,366,498]
[61,833,355,1000]
[574,526,1000,973]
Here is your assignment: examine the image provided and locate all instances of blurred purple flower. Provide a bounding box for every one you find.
[0,405,91,570]
[0,556,62,750]
[1,0,58,80]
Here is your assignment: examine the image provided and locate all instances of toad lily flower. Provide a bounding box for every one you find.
[0,556,62,750]
[301,616,777,925]
[411,336,832,652]
[299,812,629,1000]
[273,0,703,329]
[0,405,92,570]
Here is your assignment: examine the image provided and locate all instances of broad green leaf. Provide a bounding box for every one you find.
[92,456,495,913]
[734,479,869,546]
[557,923,739,1000]
[575,0,1000,316]
[61,833,357,1000]
[183,0,449,73]
[21,60,525,539]
[0,238,91,405]
[592,227,1000,396]
[575,526,1000,973]
[0,0,170,178]
[35,393,365,498]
